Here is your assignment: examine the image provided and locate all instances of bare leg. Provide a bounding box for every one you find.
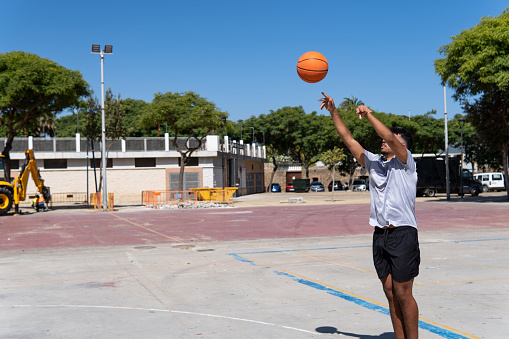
[381,274,406,339]
[393,278,419,339]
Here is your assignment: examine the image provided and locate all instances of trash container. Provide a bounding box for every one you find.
[293,179,310,193]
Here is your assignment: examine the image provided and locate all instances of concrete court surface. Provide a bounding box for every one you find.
[0,191,508,338]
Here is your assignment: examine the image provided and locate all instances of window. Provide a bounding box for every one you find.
[90,158,112,168]
[178,157,198,167]
[169,172,200,190]
[493,174,503,180]
[135,158,156,167]
[44,159,67,169]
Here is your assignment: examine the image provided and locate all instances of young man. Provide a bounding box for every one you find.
[319,92,420,339]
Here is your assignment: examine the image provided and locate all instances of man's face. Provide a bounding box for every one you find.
[381,134,406,158]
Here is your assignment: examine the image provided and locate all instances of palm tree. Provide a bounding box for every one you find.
[339,95,364,111]
[39,114,56,137]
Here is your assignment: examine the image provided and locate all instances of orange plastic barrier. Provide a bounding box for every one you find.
[90,193,114,211]
[142,190,196,209]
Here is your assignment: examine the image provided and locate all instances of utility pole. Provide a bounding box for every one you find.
[444,86,450,201]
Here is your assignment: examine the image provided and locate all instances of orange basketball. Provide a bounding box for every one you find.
[296,51,328,83]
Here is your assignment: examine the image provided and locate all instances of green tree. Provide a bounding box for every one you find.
[320,146,346,171]
[0,51,89,180]
[252,107,305,186]
[55,110,88,137]
[435,8,509,198]
[105,89,128,149]
[85,89,128,192]
[122,98,155,137]
[319,146,346,192]
[143,91,226,191]
[294,112,330,178]
[338,95,364,111]
[463,92,509,172]
[83,96,101,142]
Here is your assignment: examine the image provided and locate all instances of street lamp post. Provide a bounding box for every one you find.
[249,127,254,143]
[459,118,466,198]
[444,86,450,201]
[220,115,227,189]
[91,44,113,211]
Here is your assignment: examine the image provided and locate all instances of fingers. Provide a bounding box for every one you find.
[356,105,371,119]
[319,92,332,110]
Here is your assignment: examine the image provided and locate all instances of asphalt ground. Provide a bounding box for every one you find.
[1,191,508,338]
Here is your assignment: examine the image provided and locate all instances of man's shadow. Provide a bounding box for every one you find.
[316,326,394,338]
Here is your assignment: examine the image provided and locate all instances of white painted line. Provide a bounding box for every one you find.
[4,304,319,335]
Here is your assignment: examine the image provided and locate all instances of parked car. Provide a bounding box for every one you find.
[352,179,367,191]
[473,172,506,192]
[269,183,281,192]
[285,182,294,192]
[328,180,343,191]
[310,181,325,192]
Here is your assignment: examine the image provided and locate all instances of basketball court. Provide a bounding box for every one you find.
[1,192,508,338]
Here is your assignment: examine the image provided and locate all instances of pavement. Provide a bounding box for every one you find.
[1,191,508,338]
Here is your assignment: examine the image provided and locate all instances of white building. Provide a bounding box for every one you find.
[4,134,267,205]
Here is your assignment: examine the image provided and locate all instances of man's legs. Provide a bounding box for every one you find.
[381,274,419,339]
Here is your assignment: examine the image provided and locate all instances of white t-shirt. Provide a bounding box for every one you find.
[364,149,418,229]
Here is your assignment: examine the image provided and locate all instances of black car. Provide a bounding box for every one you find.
[328,181,343,191]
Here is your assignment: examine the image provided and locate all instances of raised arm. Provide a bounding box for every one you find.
[356,105,408,163]
[319,92,366,167]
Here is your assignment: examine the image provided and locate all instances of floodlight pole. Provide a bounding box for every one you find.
[92,45,113,211]
[220,115,227,190]
[444,86,450,201]
[459,118,466,198]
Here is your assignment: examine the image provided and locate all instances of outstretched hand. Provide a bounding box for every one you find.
[355,105,372,120]
[319,92,335,113]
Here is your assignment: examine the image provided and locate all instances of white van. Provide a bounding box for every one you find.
[473,172,506,192]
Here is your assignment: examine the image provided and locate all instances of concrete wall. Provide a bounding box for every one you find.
[23,168,167,206]
[264,163,363,190]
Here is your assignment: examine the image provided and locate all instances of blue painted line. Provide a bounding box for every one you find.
[230,237,509,256]
[231,253,473,339]
[228,237,505,339]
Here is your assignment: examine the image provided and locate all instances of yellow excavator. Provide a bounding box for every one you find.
[0,149,51,215]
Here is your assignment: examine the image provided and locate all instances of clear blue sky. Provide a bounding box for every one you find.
[2,1,508,122]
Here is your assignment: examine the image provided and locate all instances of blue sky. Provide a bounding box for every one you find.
[2,1,508,122]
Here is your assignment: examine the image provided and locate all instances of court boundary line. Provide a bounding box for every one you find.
[228,237,509,339]
[2,304,319,335]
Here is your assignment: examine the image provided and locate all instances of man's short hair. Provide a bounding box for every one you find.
[390,127,414,150]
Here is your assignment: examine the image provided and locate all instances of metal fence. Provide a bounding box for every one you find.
[2,137,209,153]
[50,192,89,204]
[142,190,197,209]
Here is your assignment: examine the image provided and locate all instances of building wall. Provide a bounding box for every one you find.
[23,168,167,205]
[7,135,266,207]
[264,163,362,189]
[21,159,262,206]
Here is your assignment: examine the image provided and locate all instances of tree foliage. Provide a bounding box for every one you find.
[338,95,364,111]
[143,91,226,191]
[435,9,509,99]
[435,8,509,198]
[0,51,89,179]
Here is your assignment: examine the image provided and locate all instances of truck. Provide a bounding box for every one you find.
[0,149,51,215]
[415,154,482,197]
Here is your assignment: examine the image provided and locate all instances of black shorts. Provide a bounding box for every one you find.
[373,226,420,282]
